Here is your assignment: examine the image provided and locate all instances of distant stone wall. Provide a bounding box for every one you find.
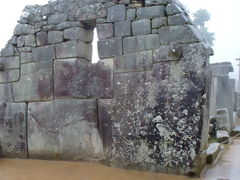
[0,0,211,175]
[209,62,235,132]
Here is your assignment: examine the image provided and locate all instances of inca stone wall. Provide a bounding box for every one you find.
[0,0,211,175]
[209,62,235,133]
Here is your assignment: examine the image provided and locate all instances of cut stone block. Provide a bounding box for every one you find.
[0,56,20,69]
[47,13,67,25]
[206,143,221,164]
[32,45,55,62]
[1,45,15,57]
[97,23,114,40]
[132,19,151,35]
[36,31,48,46]
[0,83,13,102]
[216,108,231,133]
[137,6,165,19]
[115,20,131,37]
[0,102,27,158]
[64,27,93,42]
[168,13,189,26]
[123,34,159,53]
[21,52,33,64]
[12,61,53,102]
[107,5,126,22]
[217,130,229,144]
[166,3,184,15]
[0,69,20,84]
[98,38,122,58]
[28,99,104,160]
[152,17,167,29]
[48,31,63,44]
[24,35,36,47]
[69,3,106,21]
[158,25,204,44]
[55,41,91,60]
[145,0,170,5]
[54,58,113,99]
[127,9,136,21]
[14,24,35,35]
[114,50,153,73]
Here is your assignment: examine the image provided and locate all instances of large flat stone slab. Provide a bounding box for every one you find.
[54,59,113,99]
[28,99,104,160]
[98,43,209,173]
[12,62,53,102]
[0,102,27,158]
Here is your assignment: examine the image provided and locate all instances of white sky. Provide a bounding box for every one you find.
[0,0,240,79]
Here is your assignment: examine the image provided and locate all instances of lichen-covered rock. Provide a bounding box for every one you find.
[54,58,113,99]
[0,0,211,176]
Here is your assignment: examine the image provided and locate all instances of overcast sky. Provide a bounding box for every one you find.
[0,0,239,80]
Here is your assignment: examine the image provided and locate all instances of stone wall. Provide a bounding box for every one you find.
[0,0,211,175]
[209,62,235,133]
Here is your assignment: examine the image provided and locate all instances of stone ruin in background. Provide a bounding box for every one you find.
[0,0,212,176]
[209,62,239,143]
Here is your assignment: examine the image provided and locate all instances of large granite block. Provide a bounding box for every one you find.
[55,41,91,60]
[32,45,55,62]
[0,56,20,69]
[137,6,165,19]
[132,19,151,35]
[64,27,93,42]
[0,102,27,158]
[123,34,159,53]
[69,3,106,21]
[107,5,126,22]
[98,38,122,58]
[14,24,35,36]
[158,25,204,44]
[115,20,131,37]
[0,83,13,102]
[0,69,20,84]
[145,0,170,5]
[54,58,113,99]
[48,31,64,44]
[98,43,209,174]
[36,31,48,46]
[12,62,53,102]
[97,23,114,40]
[168,13,189,26]
[48,13,67,25]
[115,50,153,73]
[28,99,104,160]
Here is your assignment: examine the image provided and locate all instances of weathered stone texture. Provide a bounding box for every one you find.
[137,6,165,19]
[32,45,55,62]
[97,23,114,40]
[0,103,27,158]
[158,25,204,44]
[98,38,122,58]
[54,58,113,99]
[99,43,209,173]
[12,62,53,102]
[132,19,151,35]
[55,41,92,60]
[123,34,159,53]
[107,5,126,22]
[0,0,211,176]
[115,51,152,73]
[64,27,93,42]
[28,99,104,160]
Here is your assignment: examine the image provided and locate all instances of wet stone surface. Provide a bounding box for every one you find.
[0,103,27,158]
